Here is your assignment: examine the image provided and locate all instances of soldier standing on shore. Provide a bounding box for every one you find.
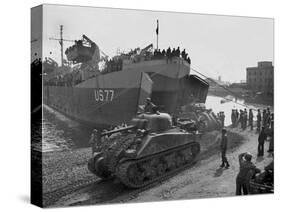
[219,128,230,168]
[231,109,236,127]
[240,111,244,130]
[265,108,272,127]
[235,109,239,127]
[248,109,253,130]
[236,152,261,195]
[239,110,244,129]
[256,109,261,133]
[220,112,225,128]
[244,108,248,130]
[258,127,267,157]
[262,109,267,127]
[268,117,274,153]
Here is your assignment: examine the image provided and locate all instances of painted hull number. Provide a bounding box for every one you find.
[94,89,114,102]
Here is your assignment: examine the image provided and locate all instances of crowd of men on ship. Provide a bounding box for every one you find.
[152,47,191,64]
[102,46,191,75]
[44,45,192,85]
[44,71,83,87]
[101,58,123,75]
[216,106,274,195]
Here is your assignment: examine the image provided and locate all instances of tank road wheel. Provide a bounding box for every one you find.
[148,166,157,180]
[147,159,158,179]
[88,156,111,179]
[165,153,176,171]
[175,154,185,167]
[156,159,168,176]
[181,148,192,163]
[191,143,200,157]
[94,157,112,179]
[127,163,145,185]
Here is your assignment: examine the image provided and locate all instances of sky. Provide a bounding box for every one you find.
[32,4,274,82]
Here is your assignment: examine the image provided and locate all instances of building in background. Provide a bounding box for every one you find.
[246,61,274,95]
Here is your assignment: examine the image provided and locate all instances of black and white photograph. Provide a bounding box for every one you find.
[30,3,274,208]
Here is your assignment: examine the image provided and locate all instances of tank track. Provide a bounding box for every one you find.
[88,133,137,178]
[116,142,200,188]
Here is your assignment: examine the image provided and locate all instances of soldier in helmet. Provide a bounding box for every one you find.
[244,108,248,129]
[258,126,267,157]
[231,109,236,127]
[144,97,156,113]
[256,109,262,133]
[239,110,244,129]
[236,152,261,195]
[220,112,225,128]
[262,109,267,127]
[219,128,230,168]
[175,46,180,57]
[248,109,253,130]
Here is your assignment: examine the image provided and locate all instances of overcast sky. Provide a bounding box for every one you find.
[33,4,274,82]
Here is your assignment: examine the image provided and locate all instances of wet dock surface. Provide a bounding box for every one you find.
[32,105,93,152]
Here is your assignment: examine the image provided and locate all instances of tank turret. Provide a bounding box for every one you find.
[88,112,200,188]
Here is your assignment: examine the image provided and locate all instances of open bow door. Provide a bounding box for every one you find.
[137,72,153,112]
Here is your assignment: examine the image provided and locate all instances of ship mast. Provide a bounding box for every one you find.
[59,25,63,67]
[49,25,74,67]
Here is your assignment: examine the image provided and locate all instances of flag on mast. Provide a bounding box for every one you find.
[156,20,159,50]
[156,19,159,35]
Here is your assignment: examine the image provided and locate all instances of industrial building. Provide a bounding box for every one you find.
[246,61,274,94]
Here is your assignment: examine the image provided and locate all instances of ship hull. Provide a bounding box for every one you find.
[44,86,146,128]
[43,58,209,127]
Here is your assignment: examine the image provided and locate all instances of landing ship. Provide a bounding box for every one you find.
[42,34,218,129]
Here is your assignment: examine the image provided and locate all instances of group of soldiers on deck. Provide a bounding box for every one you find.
[102,58,123,75]
[153,47,191,64]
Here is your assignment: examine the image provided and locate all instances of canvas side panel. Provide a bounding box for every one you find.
[31,5,43,208]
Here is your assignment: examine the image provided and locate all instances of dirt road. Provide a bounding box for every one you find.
[43,128,273,207]
[129,128,273,203]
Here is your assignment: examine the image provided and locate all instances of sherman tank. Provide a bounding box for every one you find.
[178,103,222,132]
[88,112,200,188]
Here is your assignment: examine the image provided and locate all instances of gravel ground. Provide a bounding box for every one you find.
[42,147,95,206]
[129,128,273,203]
[42,127,273,207]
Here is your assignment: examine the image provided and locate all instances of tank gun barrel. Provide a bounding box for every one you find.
[101,125,135,137]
